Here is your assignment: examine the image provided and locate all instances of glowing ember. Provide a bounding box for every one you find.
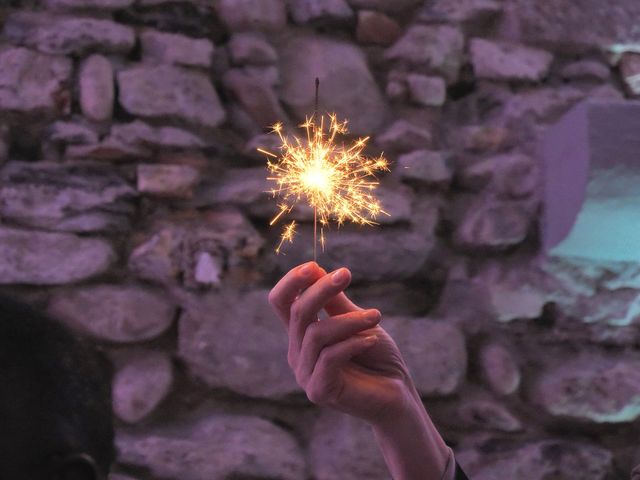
[259,113,389,257]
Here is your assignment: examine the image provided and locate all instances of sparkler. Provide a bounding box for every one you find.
[258,79,389,260]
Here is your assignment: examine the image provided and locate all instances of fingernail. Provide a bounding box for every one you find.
[299,262,314,277]
[364,309,381,323]
[331,268,348,285]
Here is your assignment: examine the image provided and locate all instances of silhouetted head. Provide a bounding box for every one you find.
[0,295,114,480]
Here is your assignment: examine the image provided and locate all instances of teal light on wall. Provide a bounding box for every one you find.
[542,100,640,262]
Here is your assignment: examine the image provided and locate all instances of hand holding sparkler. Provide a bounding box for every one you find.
[268,262,454,480]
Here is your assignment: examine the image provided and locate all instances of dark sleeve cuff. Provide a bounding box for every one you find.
[455,462,469,480]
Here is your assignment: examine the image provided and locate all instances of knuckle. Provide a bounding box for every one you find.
[289,299,303,323]
[306,385,325,405]
[305,321,323,348]
[294,370,307,388]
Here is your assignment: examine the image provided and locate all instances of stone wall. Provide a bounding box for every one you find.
[1,0,640,479]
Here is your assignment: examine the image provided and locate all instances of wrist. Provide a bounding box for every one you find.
[370,382,450,480]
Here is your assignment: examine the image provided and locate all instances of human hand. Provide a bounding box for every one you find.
[269,262,419,425]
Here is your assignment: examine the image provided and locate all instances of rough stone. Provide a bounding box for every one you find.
[456,125,511,153]
[65,138,151,161]
[279,33,388,135]
[383,317,467,396]
[374,182,413,225]
[79,54,114,123]
[500,87,585,125]
[310,410,388,480]
[487,282,548,323]
[49,285,176,343]
[207,167,271,208]
[510,0,640,53]
[406,74,447,107]
[128,210,263,287]
[4,12,135,56]
[454,201,532,251]
[534,355,640,423]
[117,415,306,480]
[470,39,553,82]
[396,149,453,188]
[215,0,287,31]
[288,0,353,24]
[137,164,200,198]
[140,30,214,69]
[178,289,298,398]
[620,53,640,96]
[561,60,610,82]
[345,0,421,14]
[459,440,614,480]
[457,399,523,432]
[459,153,538,198]
[355,10,401,46]
[478,343,521,395]
[228,33,278,65]
[0,161,135,232]
[49,120,99,145]
[113,351,174,424]
[193,251,222,286]
[0,47,72,118]
[110,121,207,150]
[117,65,226,130]
[45,0,133,10]
[376,120,432,153]
[419,0,502,23]
[223,69,288,127]
[385,25,465,84]
[0,227,115,285]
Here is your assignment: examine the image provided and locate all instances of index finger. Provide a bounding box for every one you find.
[268,262,325,326]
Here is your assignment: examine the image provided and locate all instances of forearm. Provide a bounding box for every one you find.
[371,386,450,480]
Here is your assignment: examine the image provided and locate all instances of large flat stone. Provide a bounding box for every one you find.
[459,440,613,480]
[533,354,640,423]
[0,47,72,118]
[117,65,226,130]
[384,25,465,84]
[288,0,354,24]
[273,208,439,283]
[0,227,115,284]
[140,30,213,69]
[0,161,135,232]
[215,0,287,31]
[279,33,388,135]
[79,54,114,123]
[49,285,176,343]
[310,410,388,480]
[112,351,174,424]
[45,0,133,10]
[383,317,467,397]
[4,12,135,55]
[178,289,298,398]
[117,415,306,480]
[510,0,640,53]
[470,39,553,82]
